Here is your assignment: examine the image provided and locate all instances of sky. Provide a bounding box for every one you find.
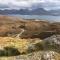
[0,0,60,10]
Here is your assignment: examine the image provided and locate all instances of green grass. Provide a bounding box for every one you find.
[0,47,20,57]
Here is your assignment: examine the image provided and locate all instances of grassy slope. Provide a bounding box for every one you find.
[0,37,59,60]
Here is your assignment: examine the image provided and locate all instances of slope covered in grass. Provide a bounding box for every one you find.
[0,37,59,60]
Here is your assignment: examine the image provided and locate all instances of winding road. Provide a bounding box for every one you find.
[16,29,25,38]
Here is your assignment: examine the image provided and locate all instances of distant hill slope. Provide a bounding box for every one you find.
[0,16,50,38]
[0,16,60,38]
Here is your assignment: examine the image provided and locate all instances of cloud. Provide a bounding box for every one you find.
[0,0,60,10]
[0,4,9,8]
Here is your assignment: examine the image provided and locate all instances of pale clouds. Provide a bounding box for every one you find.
[0,0,60,10]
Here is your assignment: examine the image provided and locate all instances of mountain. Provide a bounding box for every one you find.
[48,9,60,16]
[0,8,60,15]
[0,8,47,15]
[28,8,49,15]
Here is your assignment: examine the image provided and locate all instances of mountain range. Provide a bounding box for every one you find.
[0,8,60,16]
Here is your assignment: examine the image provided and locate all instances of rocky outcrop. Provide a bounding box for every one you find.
[44,35,60,45]
[41,51,57,60]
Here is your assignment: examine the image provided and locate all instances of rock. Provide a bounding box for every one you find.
[41,51,57,60]
[44,35,60,45]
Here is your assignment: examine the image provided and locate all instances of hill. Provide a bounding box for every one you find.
[0,16,51,39]
[0,16,60,60]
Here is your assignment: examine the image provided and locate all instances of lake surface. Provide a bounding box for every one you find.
[8,15,60,22]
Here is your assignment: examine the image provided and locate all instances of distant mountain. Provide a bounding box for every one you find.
[28,8,49,15]
[0,8,60,15]
[0,8,47,15]
[48,9,60,16]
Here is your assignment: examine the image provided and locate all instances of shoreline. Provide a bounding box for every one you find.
[0,14,60,22]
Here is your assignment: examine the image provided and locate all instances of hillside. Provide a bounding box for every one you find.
[0,16,60,38]
[0,16,51,38]
[0,16,60,60]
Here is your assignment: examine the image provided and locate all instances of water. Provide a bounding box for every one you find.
[8,15,60,22]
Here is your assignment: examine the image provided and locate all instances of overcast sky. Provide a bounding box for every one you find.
[0,0,60,10]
